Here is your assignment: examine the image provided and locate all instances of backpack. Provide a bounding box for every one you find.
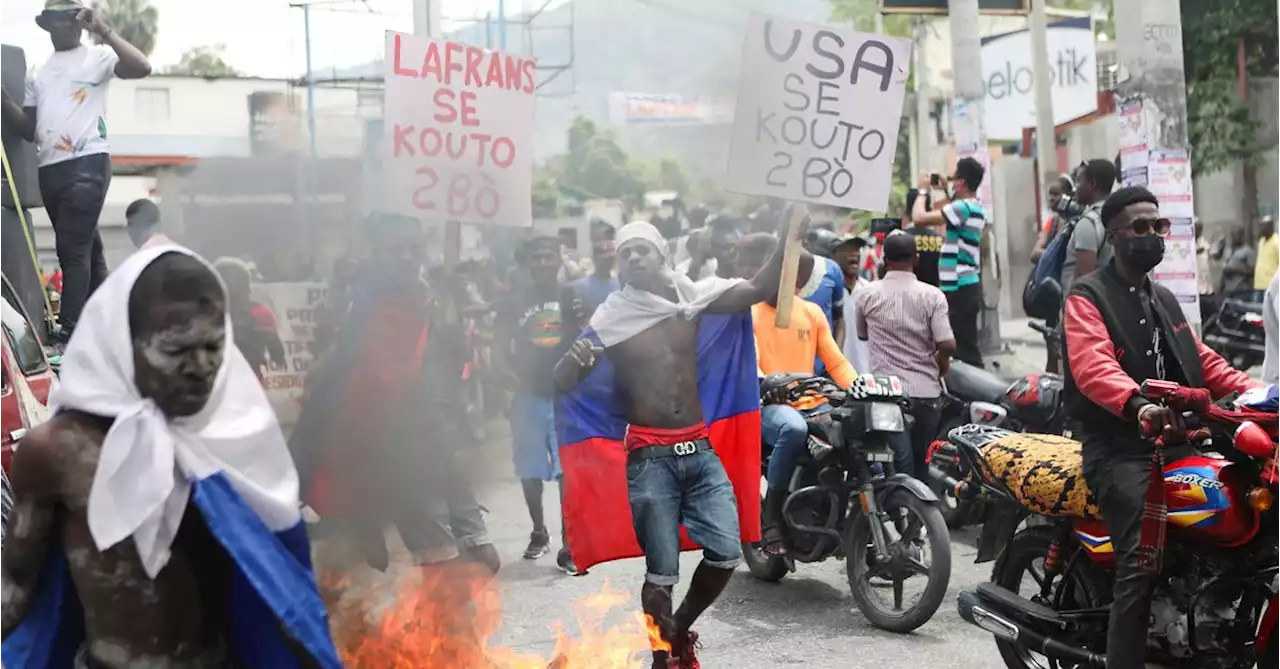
[1022,219,1077,319]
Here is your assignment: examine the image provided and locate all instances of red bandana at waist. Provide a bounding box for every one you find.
[623,422,710,452]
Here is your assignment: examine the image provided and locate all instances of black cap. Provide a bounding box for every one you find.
[883,231,917,262]
[828,234,865,254]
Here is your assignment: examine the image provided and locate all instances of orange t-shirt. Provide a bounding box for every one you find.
[752,300,857,410]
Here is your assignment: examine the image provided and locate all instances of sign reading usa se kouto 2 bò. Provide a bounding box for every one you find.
[382,31,537,227]
[726,14,912,213]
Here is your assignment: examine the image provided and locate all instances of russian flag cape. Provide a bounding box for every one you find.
[2,246,340,669]
[555,275,763,572]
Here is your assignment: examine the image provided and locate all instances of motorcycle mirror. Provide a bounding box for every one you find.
[1234,421,1276,460]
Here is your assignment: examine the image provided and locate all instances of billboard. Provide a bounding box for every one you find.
[980,17,1098,141]
[607,92,733,126]
[879,0,1028,14]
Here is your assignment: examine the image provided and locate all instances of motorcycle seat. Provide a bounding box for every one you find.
[977,432,1102,520]
[944,362,1011,405]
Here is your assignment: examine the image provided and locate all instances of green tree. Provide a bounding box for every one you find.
[1181,0,1278,175]
[93,0,158,57]
[164,45,241,78]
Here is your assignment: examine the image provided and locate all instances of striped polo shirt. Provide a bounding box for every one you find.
[939,198,986,292]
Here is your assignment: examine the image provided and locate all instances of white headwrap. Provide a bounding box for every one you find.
[50,245,300,578]
[590,221,744,347]
[616,221,668,262]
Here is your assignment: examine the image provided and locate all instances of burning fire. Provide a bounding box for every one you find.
[322,561,668,668]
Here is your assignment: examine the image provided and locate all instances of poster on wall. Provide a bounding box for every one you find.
[1152,217,1200,324]
[252,282,328,426]
[1146,148,1194,219]
[1117,98,1150,171]
[725,14,913,212]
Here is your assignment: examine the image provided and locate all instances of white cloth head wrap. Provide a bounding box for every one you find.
[616,221,668,262]
[50,245,300,578]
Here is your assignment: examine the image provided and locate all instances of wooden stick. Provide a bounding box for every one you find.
[773,203,808,329]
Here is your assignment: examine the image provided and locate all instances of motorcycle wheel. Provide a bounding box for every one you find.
[844,488,951,633]
[991,525,1108,669]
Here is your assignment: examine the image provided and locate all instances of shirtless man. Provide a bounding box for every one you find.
[553,221,788,668]
[1,252,313,668]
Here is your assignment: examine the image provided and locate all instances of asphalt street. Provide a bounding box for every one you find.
[456,340,1052,668]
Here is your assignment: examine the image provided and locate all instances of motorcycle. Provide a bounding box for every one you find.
[742,373,953,633]
[954,380,1279,669]
[925,356,1066,528]
[1203,290,1267,372]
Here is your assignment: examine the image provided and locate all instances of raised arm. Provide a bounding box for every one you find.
[1,425,61,636]
[553,339,602,393]
[82,8,152,79]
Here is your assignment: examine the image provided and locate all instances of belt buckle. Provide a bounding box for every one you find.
[671,440,699,457]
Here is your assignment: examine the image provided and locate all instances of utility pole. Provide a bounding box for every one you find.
[948,0,1002,355]
[302,3,317,160]
[1030,0,1056,216]
[1113,0,1195,322]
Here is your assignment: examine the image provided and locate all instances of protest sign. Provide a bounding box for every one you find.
[252,282,328,426]
[726,14,912,213]
[382,31,537,226]
[1117,98,1151,171]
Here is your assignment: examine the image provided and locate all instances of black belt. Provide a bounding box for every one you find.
[626,438,714,461]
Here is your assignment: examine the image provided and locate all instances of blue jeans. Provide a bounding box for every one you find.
[627,450,742,586]
[762,404,830,489]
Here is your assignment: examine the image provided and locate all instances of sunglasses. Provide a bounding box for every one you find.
[1120,216,1173,238]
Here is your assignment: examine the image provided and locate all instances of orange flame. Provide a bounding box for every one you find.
[323,562,665,668]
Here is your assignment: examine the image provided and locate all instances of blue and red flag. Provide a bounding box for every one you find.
[555,312,762,572]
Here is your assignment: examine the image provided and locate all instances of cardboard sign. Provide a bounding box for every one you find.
[382,32,537,226]
[252,282,328,426]
[726,14,912,212]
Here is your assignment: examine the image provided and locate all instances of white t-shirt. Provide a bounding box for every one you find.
[842,280,872,375]
[24,44,119,167]
[675,256,718,281]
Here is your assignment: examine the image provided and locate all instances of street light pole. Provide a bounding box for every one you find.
[303,2,317,160]
[1030,0,1056,218]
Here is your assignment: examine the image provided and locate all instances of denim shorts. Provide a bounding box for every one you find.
[626,450,742,585]
[509,392,561,481]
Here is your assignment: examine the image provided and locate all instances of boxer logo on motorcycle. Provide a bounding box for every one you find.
[1062,187,1260,668]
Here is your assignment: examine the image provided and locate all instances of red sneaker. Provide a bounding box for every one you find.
[668,630,701,669]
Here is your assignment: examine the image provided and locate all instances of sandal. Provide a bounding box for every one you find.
[761,526,788,557]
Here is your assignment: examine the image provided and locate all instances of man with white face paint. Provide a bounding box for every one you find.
[1,246,340,669]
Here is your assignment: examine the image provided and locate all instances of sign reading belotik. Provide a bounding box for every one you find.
[980,17,1098,142]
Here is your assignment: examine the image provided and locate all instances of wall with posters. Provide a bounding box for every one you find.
[252,282,328,427]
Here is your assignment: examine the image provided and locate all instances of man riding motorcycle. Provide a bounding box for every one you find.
[737,237,859,557]
[1063,186,1258,668]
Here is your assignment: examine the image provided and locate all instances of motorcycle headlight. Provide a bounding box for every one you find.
[868,402,905,433]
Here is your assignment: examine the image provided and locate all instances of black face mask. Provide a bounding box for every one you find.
[1124,235,1165,273]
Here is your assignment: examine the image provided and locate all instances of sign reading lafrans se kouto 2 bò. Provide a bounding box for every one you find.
[382,31,537,226]
[726,14,912,213]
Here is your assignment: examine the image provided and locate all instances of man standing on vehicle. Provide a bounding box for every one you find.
[1,1,152,344]
[857,232,956,480]
[737,235,857,557]
[1063,187,1256,669]
[911,158,986,367]
[553,221,785,668]
[1059,159,1117,290]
